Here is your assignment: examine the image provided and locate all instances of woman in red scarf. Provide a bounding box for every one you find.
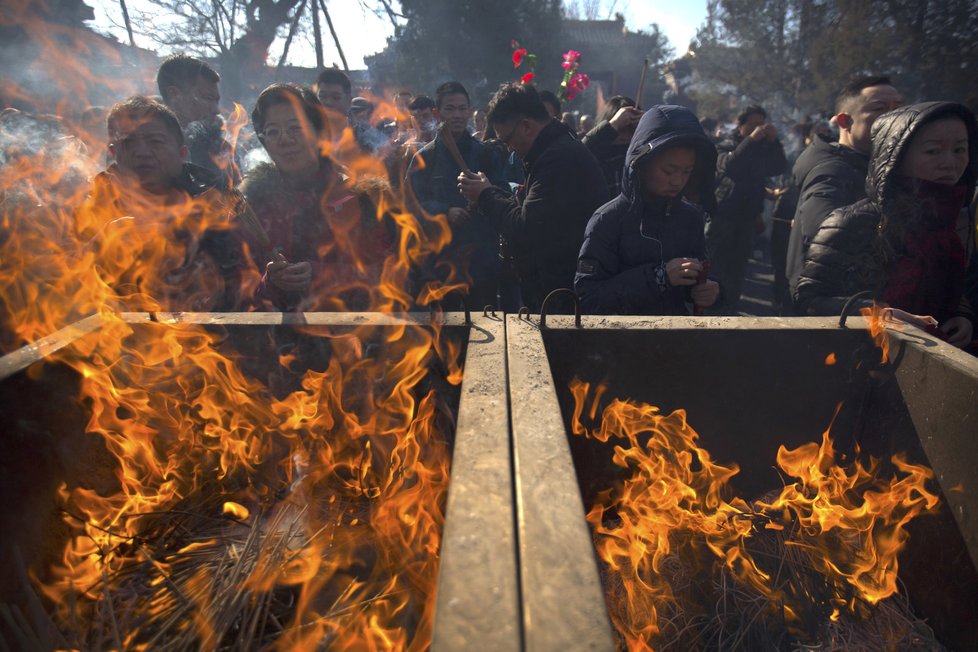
[795,102,977,348]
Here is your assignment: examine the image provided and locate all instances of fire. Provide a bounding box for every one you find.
[570,379,940,649]
[0,76,466,649]
[860,303,891,364]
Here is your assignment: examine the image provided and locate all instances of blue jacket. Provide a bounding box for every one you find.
[575,105,717,315]
[408,131,506,216]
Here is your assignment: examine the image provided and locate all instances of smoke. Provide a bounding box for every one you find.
[0,108,67,163]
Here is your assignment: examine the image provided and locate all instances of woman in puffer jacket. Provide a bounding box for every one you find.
[575,105,720,315]
[794,102,977,348]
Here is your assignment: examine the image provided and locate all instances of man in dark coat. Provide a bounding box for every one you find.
[457,83,609,311]
[575,105,719,315]
[156,54,240,189]
[79,95,242,311]
[581,95,642,197]
[785,76,902,294]
[707,105,786,314]
[407,81,507,308]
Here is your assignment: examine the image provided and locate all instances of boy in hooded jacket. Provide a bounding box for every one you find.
[575,105,720,315]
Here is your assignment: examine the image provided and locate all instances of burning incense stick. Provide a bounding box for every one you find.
[636,57,650,110]
[231,193,272,250]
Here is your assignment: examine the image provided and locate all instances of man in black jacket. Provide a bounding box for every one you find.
[785,76,902,294]
[157,54,239,189]
[407,81,507,308]
[581,95,642,197]
[457,83,609,311]
[707,105,787,314]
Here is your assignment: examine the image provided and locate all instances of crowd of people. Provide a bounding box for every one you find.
[3,54,977,351]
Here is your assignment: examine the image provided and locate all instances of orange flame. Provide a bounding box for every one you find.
[571,379,940,648]
[860,303,891,364]
[1,56,469,649]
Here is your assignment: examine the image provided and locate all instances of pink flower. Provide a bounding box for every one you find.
[521,71,535,84]
[513,48,527,68]
[511,39,520,49]
[563,50,581,63]
[561,60,579,71]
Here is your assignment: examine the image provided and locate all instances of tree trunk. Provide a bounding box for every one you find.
[312,0,324,68]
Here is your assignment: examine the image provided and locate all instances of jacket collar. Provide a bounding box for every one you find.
[524,119,572,169]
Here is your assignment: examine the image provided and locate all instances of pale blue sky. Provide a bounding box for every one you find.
[89,0,708,69]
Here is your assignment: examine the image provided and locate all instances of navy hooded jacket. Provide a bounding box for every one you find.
[575,105,718,315]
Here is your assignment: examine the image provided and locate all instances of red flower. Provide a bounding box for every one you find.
[570,72,590,91]
[561,60,579,71]
[513,48,527,68]
[520,71,535,84]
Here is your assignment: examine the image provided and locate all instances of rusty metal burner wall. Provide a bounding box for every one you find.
[507,315,978,652]
[0,312,518,651]
[6,312,978,651]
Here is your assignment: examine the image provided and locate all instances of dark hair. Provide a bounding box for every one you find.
[435,81,469,109]
[539,90,561,117]
[836,75,893,114]
[486,83,550,126]
[700,116,718,133]
[156,54,220,103]
[409,95,436,111]
[737,105,766,125]
[597,95,636,123]
[316,68,352,96]
[107,95,184,146]
[251,83,325,138]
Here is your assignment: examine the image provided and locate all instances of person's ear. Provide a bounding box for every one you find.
[836,113,852,130]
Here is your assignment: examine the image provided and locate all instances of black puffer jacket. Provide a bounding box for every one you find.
[575,105,717,315]
[794,102,978,319]
[784,135,869,291]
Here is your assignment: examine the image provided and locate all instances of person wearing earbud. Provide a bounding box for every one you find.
[785,75,903,295]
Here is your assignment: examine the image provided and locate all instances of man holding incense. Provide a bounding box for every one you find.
[457,82,608,312]
[407,81,507,308]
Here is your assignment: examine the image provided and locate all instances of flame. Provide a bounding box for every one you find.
[824,352,836,366]
[570,379,940,648]
[223,501,250,520]
[860,303,891,364]
[0,57,470,649]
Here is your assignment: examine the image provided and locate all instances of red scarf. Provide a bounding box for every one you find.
[881,179,968,322]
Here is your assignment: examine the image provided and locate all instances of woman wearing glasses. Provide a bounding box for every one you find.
[575,105,720,315]
[238,83,390,311]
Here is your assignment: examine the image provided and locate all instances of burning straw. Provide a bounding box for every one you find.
[570,379,944,651]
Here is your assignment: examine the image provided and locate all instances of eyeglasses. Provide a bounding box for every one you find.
[497,120,523,148]
[260,124,304,142]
